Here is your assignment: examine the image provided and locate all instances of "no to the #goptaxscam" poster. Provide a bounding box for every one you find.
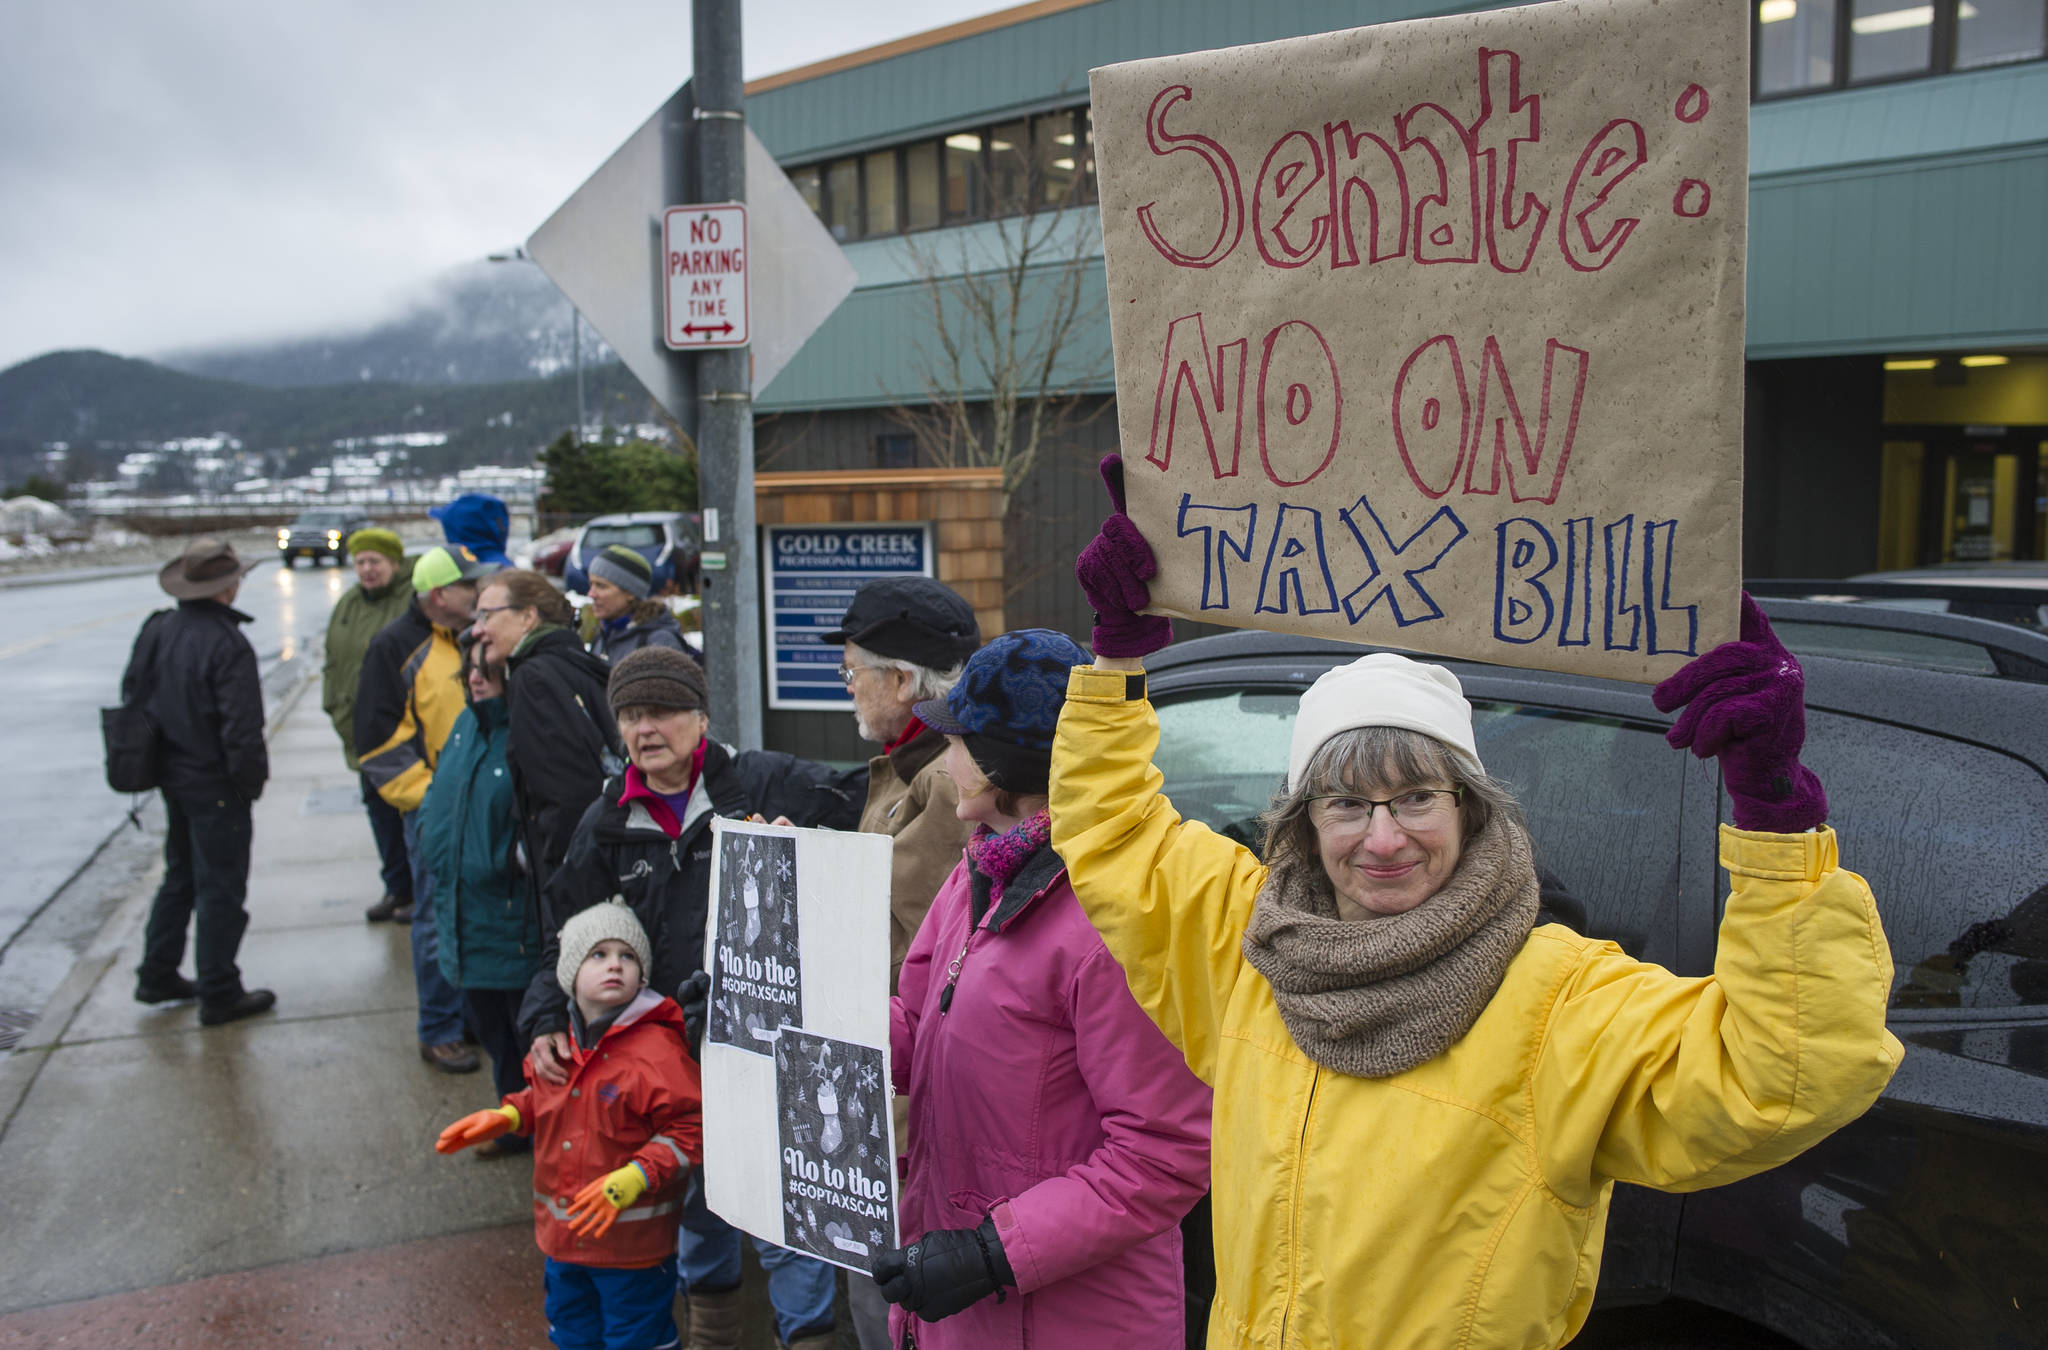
[701,818,899,1270]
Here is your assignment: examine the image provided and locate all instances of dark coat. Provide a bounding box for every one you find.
[503,626,625,899]
[418,698,538,991]
[121,599,267,800]
[589,600,687,664]
[516,740,865,1046]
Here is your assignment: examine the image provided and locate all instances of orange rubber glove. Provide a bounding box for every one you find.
[566,1163,649,1239]
[436,1104,519,1154]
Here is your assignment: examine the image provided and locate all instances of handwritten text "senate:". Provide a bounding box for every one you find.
[1134,50,1715,276]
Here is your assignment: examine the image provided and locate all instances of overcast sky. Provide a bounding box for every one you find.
[0,0,1016,374]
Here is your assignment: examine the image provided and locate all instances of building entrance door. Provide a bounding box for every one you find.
[1930,432,2042,563]
[1880,430,2048,567]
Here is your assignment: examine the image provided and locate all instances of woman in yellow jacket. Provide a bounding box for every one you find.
[1052,456,1903,1350]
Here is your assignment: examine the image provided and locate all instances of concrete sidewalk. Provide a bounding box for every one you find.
[0,678,541,1340]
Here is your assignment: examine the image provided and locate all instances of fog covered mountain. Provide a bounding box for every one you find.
[156,260,617,388]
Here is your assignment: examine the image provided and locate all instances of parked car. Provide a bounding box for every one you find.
[276,508,371,567]
[1752,568,2048,633]
[528,527,578,577]
[562,511,701,595]
[1144,595,2048,1350]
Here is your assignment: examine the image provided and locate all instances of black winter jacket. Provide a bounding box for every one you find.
[517,740,865,1046]
[121,600,268,801]
[504,626,628,899]
[589,601,687,664]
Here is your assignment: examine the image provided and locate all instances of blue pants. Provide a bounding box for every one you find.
[676,1173,837,1342]
[400,809,465,1045]
[361,771,412,901]
[139,790,252,1003]
[545,1255,679,1350]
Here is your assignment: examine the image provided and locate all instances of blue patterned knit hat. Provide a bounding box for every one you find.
[913,628,1087,794]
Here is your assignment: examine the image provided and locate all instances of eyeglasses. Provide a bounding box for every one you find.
[837,663,888,687]
[1307,788,1462,832]
[473,604,517,620]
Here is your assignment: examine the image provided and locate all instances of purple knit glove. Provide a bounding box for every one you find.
[1076,453,1173,658]
[1652,593,1828,833]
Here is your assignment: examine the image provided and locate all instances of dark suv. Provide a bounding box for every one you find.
[277,508,371,567]
[1146,597,2048,1350]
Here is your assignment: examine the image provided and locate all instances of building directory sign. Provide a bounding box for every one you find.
[764,523,933,711]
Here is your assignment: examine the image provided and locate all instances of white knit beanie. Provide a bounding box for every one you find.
[1286,652,1482,790]
[556,897,654,995]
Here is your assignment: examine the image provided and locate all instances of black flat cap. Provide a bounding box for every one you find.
[823,576,980,671]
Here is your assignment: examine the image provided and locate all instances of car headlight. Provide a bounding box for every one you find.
[327,531,341,543]
[277,528,290,542]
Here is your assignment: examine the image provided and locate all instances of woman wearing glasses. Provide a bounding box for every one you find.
[1048,455,1902,1350]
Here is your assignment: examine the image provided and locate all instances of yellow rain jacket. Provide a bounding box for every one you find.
[1048,666,1903,1350]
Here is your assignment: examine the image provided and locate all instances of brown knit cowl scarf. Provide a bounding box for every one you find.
[1241,814,1540,1078]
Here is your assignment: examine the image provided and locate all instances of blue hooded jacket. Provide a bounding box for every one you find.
[431,493,511,566]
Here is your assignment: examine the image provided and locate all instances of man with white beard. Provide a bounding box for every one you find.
[821,577,981,1350]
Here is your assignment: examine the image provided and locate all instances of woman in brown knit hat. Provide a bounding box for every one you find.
[517,644,864,1350]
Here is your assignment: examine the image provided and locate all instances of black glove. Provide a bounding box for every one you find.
[676,970,710,1057]
[871,1217,1015,1322]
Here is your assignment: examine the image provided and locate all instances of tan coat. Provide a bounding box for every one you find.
[860,727,972,993]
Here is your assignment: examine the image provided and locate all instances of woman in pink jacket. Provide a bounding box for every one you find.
[871,629,1212,1349]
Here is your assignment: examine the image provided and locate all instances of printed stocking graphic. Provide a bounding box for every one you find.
[774,1027,897,1269]
[707,829,802,1055]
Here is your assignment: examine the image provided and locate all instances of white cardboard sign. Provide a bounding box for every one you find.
[699,818,899,1271]
[1090,0,1748,683]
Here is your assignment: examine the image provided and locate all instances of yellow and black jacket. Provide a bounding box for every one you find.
[353,598,464,813]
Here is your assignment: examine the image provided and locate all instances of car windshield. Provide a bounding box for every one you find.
[292,511,349,529]
[585,524,662,549]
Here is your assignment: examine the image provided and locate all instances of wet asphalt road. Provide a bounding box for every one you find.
[0,557,347,964]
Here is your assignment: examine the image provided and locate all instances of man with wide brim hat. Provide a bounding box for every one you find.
[123,537,276,1026]
[157,536,259,599]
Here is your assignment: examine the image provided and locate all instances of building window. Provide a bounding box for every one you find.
[874,433,917,469]
[943,131,984,222]
[988,119,1032,214]
[863,149,899,236]
[1757,0,1838,92]
[1850,0,1934,81]
[1958,0,2048,66]
[904,141,941,230]
[790,164,824,219]
[783,103,1099,240]
[824,158,859,241]
[1756,0,2046,96]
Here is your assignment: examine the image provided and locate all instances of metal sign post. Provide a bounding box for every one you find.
[690,0,759,750]
[524,2,854,752]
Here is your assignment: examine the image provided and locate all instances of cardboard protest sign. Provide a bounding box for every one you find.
[1089,0,1746,682]
[700,819,899,1270]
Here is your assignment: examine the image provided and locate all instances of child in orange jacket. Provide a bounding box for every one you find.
[439,899,702,1350]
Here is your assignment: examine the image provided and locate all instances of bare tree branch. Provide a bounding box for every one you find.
[885,181,1113,501]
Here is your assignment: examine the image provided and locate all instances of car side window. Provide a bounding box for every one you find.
[1152,689,1297,856]
[1797,713,2048,1010]
[1468,702,1684,962]
[1151,688,1683,959]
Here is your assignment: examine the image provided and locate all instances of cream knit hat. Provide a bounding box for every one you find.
[556,897,654,995]
[1286,653,1482,790]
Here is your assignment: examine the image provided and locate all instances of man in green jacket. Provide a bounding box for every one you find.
[322,528,417,922]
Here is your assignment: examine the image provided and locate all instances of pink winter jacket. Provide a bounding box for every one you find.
[890,845,1212,1349]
